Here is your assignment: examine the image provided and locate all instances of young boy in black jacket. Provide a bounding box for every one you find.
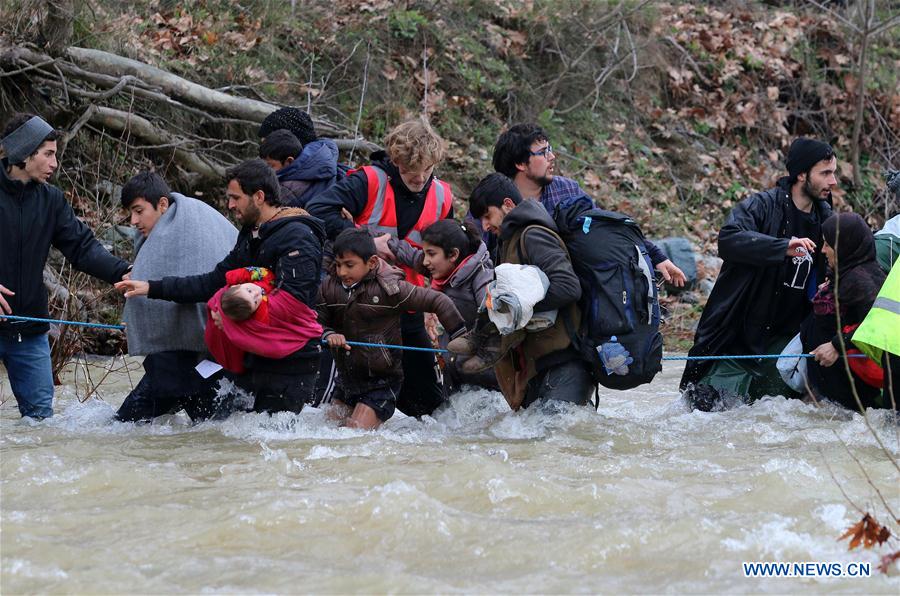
[0,113,131,419]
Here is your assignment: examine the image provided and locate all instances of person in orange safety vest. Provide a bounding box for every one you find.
[307,117,458,418]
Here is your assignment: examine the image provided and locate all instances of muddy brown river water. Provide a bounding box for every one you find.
[1,356,898,593]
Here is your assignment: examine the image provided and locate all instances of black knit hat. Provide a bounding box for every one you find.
[785,137,834,179]
[258,107,317,146]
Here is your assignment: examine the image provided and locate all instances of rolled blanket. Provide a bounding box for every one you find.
[486,263,556,335]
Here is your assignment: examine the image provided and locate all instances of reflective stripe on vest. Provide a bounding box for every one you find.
[852,264,900,362]
[354,165,453,286]
[872,296,900,315]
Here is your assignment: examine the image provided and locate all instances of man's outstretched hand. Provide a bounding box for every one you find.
[655,259,687,288]
[114,280,150,298]
[0,284,14,315]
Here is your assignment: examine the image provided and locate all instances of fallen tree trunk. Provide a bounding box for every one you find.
[66,47,285,124]
[1,43,380,151]
[89,106,226,180]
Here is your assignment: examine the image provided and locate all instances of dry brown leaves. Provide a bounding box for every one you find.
[641,3,898,211]
[838,514,891,550]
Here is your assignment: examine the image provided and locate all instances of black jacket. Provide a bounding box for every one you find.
[680,177,832,388]
[148,207,325,308]
[0,162,130,338]
[306,151,453,240]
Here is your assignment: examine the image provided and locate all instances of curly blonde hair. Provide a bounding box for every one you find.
[384,117,446,170]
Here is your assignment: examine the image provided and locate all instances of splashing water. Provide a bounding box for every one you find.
[1,358,897,592]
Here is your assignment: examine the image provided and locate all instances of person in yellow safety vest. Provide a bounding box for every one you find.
[853,261,900,410]
[307,117,456,418]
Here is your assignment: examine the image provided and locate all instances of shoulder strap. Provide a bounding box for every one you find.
[517,224,570,263]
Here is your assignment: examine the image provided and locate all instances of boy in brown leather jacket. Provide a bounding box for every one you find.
[317,229,467,429]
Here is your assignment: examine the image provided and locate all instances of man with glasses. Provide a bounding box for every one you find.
[490,123,686,286]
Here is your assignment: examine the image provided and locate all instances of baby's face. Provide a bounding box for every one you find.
[237,283,264,312]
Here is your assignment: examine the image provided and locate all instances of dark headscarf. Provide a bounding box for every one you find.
[822,212,875,275]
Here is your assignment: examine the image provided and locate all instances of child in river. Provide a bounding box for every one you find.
[388,219,501,394]
[317,228,466,429]
[205,266,322,374]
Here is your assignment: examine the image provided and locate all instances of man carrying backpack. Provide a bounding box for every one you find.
[466,173,594,410]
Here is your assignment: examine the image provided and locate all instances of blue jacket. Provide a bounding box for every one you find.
[277,139,340,208]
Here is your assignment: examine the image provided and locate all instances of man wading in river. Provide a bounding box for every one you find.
[0,113,131,419]
[680,138,836,411]
[116,160,326,414]
[117,172,238,423]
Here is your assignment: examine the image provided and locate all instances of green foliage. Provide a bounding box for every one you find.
[389,9,428,40]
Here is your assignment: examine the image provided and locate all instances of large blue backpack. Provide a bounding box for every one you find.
[552,196,663,390]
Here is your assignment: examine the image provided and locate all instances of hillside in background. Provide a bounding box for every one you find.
[1,0,898,355]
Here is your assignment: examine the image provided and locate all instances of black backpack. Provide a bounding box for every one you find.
[551,196,663,390]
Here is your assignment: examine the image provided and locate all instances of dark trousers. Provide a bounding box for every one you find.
[522,359,595,410]
[396,312,444,417]
[249,349,320,414]
[116,351,221,423]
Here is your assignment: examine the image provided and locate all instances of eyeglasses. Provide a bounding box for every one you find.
[529,144,554,158]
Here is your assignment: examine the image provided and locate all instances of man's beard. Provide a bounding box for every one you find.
[802,177,826,202]
[527,171,554,188]
[238,202,261,226]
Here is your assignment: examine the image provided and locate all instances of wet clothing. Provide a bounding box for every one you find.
[801,213,888,410]
[492,200,591,410]
[681,177,832,408]
[250,358,319,414]
[688,335,797,411]
[0,332,54,419]
[0,161,130,339]
[521,359,596,409]
[317,261,466,411]
[276,139,341,208]
[307,151,456,416]
[115,350,223,423]
[332,382,400,423]
[1,161,130,418]
[147,207,325,413]
[119,193,237,423]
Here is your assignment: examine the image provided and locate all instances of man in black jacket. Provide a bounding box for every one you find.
[0,113,131,419]
[116,159,325,414]
[680,138,836,411]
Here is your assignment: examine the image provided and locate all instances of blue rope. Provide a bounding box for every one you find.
[662,353,867,361]
[1,314,126,330]
[1,315,870,360]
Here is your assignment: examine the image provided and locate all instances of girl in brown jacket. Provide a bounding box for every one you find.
[317,229,467,428]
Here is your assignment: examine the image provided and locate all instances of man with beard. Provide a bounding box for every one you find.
[116,160,325,414]
[491,123,685,286]
[680,138,836,411]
